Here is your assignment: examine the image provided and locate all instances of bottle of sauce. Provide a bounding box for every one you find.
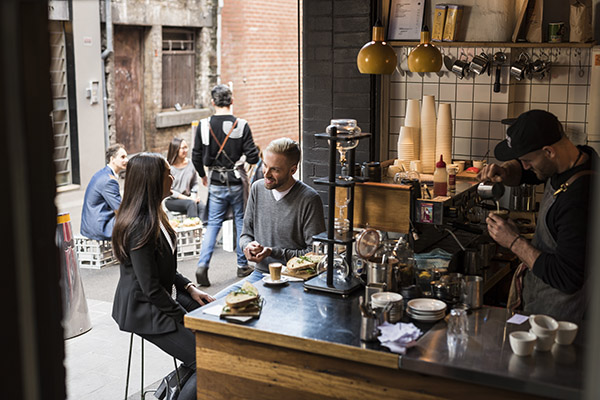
[433,155,447,197]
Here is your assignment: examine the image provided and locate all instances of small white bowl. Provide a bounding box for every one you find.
[509,331,537,356]
[371,292,403,308]
[530,328,555,352]
[529,314,559,336]
[555,321,578,345]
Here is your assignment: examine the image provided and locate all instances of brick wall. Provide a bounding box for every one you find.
[220,0,299,151]
[302,0,376,207]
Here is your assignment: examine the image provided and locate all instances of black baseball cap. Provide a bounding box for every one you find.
[494,110,563,161]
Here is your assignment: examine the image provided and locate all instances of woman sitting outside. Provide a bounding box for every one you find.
[165,138,205,219]
[112,153,214,400]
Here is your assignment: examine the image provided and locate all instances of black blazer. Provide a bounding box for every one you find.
[112,229,192,335]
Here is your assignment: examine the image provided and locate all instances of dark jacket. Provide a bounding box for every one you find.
[192,115,259,185]
[112,228,192,335]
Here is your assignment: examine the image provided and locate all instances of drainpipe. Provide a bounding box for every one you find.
[100,0,113,149]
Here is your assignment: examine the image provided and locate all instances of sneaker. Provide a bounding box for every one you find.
[237,265,253,277]
[196,266,211,287]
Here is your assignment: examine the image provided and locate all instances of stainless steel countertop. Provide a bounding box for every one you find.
[401,307,583,399]
[186,281,583,399]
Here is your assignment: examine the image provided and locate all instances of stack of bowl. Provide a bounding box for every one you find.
[371,292,404,323]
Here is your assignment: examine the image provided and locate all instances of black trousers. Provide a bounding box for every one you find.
[139,291,201,400]
[165,198,205,219]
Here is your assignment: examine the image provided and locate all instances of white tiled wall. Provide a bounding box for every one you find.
[386,46,592,164]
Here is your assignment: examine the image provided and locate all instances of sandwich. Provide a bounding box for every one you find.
[223,281,261,314]
[285,253,324,278]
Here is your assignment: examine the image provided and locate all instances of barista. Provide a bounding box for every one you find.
[477,110,597,325]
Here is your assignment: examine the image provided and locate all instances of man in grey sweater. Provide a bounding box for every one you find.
[213,138,326,298]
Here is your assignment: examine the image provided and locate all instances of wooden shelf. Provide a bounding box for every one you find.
[389,41,596,48]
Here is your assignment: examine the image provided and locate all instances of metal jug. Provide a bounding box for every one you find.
[477,181,505,201]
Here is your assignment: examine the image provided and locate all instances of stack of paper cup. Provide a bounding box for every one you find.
[404,99,421,160]
[436,103,453,166]
[397,126,416,161]
[420,95,437,173]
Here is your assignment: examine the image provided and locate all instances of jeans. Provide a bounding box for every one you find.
[213,269,264,300]
[197,184,247,267]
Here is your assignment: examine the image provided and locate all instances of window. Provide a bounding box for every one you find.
[162,29,195,109]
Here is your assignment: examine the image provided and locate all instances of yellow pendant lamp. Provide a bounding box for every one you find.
[357,20,397,75]
[407,26,442,73]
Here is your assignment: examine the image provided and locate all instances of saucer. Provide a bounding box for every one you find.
[262,276,289,286]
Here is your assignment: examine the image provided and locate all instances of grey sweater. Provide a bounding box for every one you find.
[240,180,326,273]
[169,160,198,199]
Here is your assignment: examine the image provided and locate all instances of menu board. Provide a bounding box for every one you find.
[387,0,425,41]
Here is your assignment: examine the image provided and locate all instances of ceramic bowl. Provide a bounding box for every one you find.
[555,321,578,345]
[509,331,537,356]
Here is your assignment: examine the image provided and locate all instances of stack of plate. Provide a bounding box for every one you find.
[404,99,421,159]
[436,103,453,166]
[406,298,447,322]
[420,95,437,174]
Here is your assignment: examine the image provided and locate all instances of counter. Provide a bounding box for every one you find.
[184,280,583,399]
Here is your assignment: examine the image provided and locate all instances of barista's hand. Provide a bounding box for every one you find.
[477,163,508,183]
[486,213,520,249]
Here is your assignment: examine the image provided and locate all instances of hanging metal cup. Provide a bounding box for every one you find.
[451,58,470,79]
[469,52,489,76]
[510,53,529,81]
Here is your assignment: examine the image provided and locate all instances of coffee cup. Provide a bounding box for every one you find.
[509,331,537,356]
[269,262,283,281]
[555,321,578,345]
[529,314,559,336]
[454,160,465,173]
[472,160,486,170]
[530,328,555,352]
[489,209,510,220]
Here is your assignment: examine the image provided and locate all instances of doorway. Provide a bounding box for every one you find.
[114,25,144,153]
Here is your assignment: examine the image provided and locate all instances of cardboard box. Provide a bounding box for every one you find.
[443,5,463,42]
[432,4,448,42]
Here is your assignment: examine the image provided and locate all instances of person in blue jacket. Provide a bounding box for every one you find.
[80,144,128,240]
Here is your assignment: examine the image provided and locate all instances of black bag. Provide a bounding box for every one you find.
[154,364,194,400]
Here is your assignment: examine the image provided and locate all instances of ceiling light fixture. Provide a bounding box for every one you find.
[407,25,442,73]
[357,19,398,75]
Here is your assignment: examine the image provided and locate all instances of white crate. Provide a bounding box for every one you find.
[75,236,117,269]
[175,225,203,260]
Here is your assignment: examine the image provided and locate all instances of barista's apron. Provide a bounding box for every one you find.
[519,179,588,324]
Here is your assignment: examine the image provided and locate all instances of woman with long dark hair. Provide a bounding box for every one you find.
[165,138,205,219]
[112,153,214,400]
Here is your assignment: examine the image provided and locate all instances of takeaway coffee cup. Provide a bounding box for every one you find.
[269,262,283,281]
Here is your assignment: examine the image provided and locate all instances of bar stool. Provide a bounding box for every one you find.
[124,332,181,400]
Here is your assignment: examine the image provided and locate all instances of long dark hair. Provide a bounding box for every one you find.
[112,153,175,263]
[166,138,184,165]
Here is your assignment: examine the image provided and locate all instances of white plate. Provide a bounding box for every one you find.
[262,276,289,285]
[407,298,447,313]
[406,309,445,322]
[407,308,446,317]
